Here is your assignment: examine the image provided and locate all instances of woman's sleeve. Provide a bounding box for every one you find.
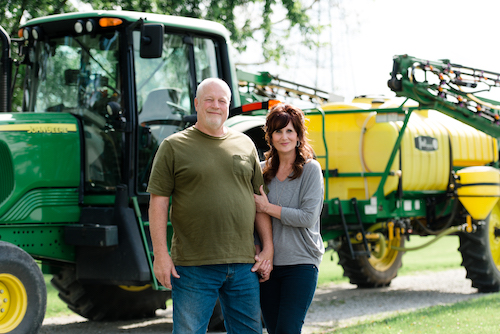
[280,160,324,228]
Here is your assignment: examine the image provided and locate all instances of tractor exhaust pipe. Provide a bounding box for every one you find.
[0,25,12,113]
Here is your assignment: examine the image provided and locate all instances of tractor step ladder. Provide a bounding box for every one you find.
[338,198,371,259]
[132,197,169,291]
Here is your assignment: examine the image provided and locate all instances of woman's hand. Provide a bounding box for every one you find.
[254,185,270,214]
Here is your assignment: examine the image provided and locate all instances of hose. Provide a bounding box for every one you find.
[415,198,459,235]
[390,225,462,252]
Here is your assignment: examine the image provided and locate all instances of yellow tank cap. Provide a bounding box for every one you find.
[456,166,500,220]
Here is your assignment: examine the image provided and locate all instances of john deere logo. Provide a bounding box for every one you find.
[414,136,438,151]
[0,123,77,133]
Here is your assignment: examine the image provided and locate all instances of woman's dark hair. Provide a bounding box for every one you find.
[262,103,315,184]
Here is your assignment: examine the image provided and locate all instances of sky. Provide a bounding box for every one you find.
[235,0,500,102]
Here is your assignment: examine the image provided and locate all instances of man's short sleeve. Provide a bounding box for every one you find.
[147,140,175,197]
[250,146,266,194]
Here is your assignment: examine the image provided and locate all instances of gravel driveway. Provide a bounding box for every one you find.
[41,268,482,334]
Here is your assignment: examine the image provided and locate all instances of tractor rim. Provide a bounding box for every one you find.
[0,273,28,333]
[118,284,151,292]
[368,234,401,271]
[489,205,500,271]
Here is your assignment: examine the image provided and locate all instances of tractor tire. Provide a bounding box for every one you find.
[458,206,500,293]
[338,232,404,288]
[0,241,46,334]
[51,267,170,321]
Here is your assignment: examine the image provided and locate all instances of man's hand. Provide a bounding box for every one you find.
[153,253,180,289]
[149,194,179,289]
[252,245,273,282]
[254,210,273,282]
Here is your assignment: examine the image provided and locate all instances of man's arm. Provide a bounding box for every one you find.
[149,193,179,289]
[253,211,273,281]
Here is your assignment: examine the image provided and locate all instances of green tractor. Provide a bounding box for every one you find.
[0,10,252,333]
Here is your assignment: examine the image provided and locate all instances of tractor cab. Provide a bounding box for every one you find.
[13,11,236,199]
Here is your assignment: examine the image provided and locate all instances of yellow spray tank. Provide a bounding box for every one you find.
[456,166,500,220]
[307,99,499,220]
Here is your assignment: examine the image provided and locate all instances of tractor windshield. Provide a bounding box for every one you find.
[26,31,122,192]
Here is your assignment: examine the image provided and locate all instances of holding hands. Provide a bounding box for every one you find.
[253,185,276,282]
[252,244,273,282]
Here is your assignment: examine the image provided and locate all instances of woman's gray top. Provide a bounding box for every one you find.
[261,159,325,268]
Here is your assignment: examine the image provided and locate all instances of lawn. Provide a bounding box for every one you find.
[326,293,500,333]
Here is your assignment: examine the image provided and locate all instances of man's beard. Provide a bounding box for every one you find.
[204,112,225,130]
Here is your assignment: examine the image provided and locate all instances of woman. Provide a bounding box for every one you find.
[254,103,325,334]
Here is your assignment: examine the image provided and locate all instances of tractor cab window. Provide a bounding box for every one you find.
[26,31,123,193]
[134,31,221,192]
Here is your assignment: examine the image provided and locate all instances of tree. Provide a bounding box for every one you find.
[95,0,322,64]
[1,0,322,64]
[0,0,74,36]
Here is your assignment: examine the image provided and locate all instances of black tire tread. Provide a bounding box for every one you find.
[0,241,46,334]
[458,219,500,293]
[337,237,404,288]
[51,267,170,321]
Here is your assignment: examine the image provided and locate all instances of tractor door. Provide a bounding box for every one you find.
[133,30,223,193]
[26,31,123,193]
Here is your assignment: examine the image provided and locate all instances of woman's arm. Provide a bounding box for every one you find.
[280,161,324,228]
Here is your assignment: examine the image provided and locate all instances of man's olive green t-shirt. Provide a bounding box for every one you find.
[147,126,265,266]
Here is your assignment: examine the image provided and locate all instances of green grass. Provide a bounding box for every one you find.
[398,234,462,275]
[324,293,500,333]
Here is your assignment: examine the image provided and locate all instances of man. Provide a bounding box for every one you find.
[147,78,273,334]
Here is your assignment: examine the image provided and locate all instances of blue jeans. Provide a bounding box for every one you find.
[260,264,318,334]
[172,264,262,334]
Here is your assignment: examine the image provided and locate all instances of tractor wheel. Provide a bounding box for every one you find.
[338,231,404,288]
[0,241,46,334]
[51,267,170,321]
[458,205,500,293]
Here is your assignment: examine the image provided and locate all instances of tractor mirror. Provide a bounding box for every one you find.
[140,24,164,58]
